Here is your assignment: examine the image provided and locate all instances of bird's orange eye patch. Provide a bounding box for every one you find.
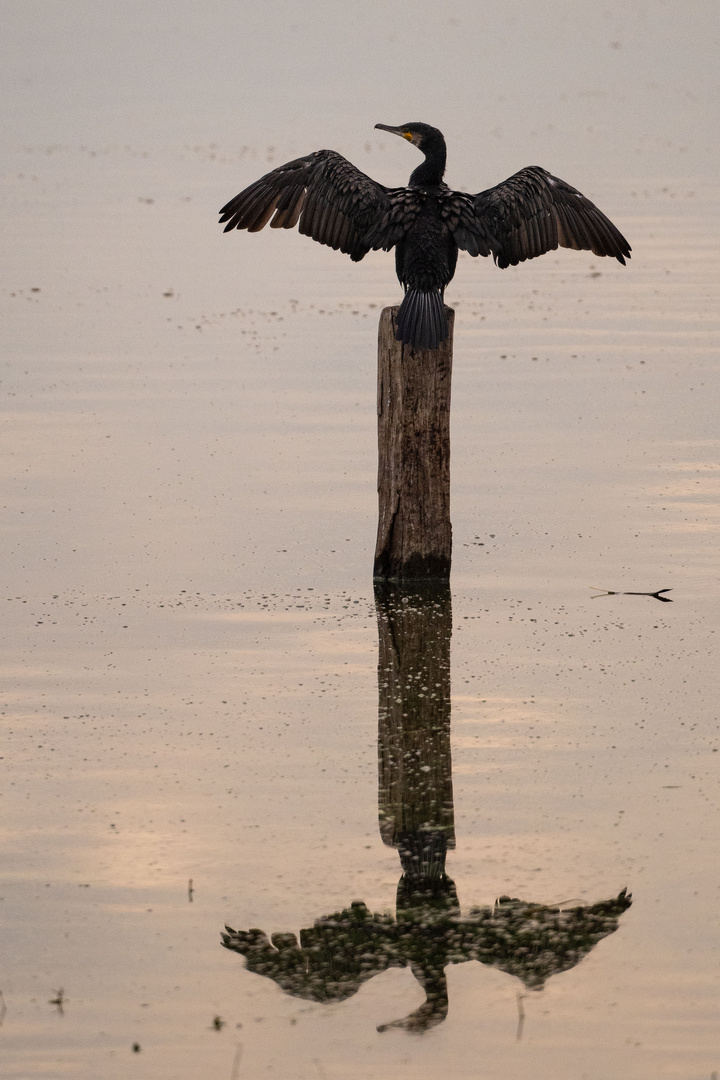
[403,132,413,141]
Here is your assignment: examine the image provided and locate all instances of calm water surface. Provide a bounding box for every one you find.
[2,5,720,1076]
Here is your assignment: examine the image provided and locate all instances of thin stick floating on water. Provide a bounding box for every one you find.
[230,1043,243,1080]
[49,988,66,1014]
[590,587,673,602]
[516,992,527,1041]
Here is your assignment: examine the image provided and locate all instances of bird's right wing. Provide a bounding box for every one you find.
[219,150,392,262]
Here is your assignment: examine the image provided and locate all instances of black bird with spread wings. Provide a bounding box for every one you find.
[220,122,631,350]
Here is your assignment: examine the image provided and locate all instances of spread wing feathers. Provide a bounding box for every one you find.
[365,189,500,256]
[440,192,498,258]
[362,189,425,251]
[219,150,392,261]
[472,166,632,269]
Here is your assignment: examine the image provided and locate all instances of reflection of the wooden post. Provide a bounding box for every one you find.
[375,582,457,1030]
[376,581,455,868]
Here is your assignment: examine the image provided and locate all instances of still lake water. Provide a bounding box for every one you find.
[2,135,720,1077]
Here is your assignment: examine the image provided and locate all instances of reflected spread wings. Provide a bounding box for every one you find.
[219,150,395,262]
[468,165,631,268]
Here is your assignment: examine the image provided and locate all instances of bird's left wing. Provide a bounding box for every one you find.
[471,166,631,269]
[219,149,391,262]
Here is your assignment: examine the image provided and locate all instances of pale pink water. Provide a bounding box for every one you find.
[2,3,720,1077]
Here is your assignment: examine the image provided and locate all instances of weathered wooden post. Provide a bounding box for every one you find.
[374,306,454,581]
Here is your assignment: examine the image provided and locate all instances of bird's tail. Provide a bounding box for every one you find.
[395,289,448,351]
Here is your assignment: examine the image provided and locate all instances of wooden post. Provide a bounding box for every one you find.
[374,306,454,581]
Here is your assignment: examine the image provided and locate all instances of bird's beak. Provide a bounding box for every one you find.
[375,123,410,141]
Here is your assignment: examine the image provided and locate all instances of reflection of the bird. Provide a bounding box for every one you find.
[223,889,631,1032]
[223,585,632,1032]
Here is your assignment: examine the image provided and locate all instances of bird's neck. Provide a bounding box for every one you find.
[409,144,447,188]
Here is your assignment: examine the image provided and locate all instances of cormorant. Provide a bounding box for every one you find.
[219,123,631,350]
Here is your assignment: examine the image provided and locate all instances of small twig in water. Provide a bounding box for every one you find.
[625,589,673,602]
[591,587,673,602]
[230,1043,244,1080]
[516,992,527,1041]
[49,988,66,1015]
[188,878,194,902]
[0,990,6,1026]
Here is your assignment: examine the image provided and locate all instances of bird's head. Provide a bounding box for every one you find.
[375,122,445,153]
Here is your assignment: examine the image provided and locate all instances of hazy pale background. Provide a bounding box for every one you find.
[1,2,719,1078]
